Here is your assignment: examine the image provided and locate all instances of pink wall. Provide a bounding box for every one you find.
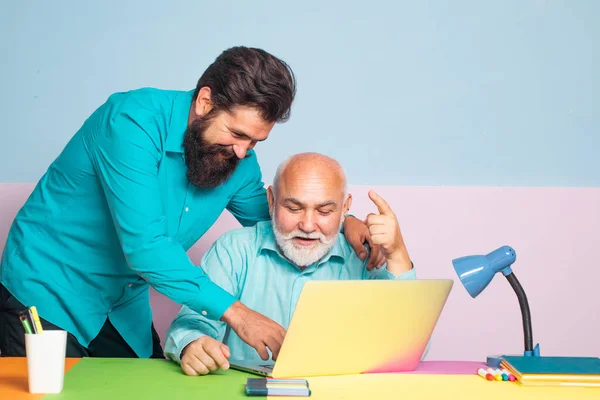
[2,183,599,361]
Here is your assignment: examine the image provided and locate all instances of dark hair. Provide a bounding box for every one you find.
[193,46,296,123]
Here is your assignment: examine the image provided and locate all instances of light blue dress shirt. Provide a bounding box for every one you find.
[164,221,416,362]
[0,88,271,357]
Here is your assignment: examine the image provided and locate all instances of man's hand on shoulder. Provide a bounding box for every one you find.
[343,215,386,270]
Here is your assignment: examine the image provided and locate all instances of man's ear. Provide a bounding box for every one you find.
[343,193,352,216]
[194,87,214,117]
[267,186,275,216]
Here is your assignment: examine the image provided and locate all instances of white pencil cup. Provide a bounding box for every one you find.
[25,330,68,394]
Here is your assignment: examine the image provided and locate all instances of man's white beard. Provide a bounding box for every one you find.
[272,214,342,268]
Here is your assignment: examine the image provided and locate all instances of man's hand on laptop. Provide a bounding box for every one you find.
[221,300,287,361]
[365,190,413,275]
[181,336,231,376]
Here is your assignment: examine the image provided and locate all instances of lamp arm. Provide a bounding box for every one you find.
[505,272,533,353]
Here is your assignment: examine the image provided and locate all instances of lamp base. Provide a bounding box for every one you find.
[524,343,541,357]
[486,344,541,368]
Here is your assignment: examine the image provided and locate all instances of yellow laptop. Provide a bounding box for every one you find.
[229,279,453,378]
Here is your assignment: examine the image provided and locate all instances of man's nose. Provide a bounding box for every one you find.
[233,144,247,159]
[299,212,316,232]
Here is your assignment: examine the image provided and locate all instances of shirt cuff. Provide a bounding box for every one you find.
[191,281,237,320]
[168,332,205,363]
[388,262,417,280]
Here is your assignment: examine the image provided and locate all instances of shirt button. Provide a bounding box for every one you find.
[201,310,208,316]
[108,308,112,313]
[128,283,133,288]
[185,207,189,213]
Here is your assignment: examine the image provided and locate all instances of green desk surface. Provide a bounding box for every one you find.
[43,358,252,400]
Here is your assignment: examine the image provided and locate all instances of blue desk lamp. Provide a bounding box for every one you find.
[452,245,540,357]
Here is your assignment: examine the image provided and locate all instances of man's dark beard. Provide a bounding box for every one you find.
[183,118,240,188]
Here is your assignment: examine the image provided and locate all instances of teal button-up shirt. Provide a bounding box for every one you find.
[164,221,417,362]
[0,88,271,357]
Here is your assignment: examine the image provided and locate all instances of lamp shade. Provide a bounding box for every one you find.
[452,245,516,298]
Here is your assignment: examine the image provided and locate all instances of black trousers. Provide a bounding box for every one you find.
[0,283,164,358]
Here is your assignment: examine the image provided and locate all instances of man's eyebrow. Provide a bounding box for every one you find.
[282,197,304,206]
[282,198,337,208]
[316,201,337,208]
[229,127,266,142]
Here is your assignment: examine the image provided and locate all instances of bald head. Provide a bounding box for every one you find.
[272,153,347,198]
[268,153,352,268]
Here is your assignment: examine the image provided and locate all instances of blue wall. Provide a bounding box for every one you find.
[1,0,598,186]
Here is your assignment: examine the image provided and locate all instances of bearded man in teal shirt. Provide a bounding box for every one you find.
[0,47,381,358]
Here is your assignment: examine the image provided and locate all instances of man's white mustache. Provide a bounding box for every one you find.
[283,231,325,242]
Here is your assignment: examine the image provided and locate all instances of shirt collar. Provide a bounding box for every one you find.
[165,90,195,153]
[257,221,348,268]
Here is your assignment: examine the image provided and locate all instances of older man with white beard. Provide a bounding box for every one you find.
[164,153,416,376]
